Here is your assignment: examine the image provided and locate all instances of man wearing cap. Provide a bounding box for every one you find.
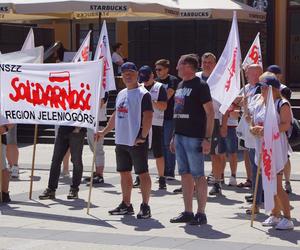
[267,65,293,194]
[138,65,168,190]
[97,62,153,219]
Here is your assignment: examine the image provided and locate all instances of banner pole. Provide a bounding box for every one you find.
[29,124,38,200]
[87,139,97,214]
[0,135,3,203]
[251,153,262,227]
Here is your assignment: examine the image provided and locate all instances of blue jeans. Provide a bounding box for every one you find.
[249,148,263,205]
[175,134,204,177]
[163,120,176,177]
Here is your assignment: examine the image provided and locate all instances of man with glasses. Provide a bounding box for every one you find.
[170,54,214,225]
[154,59,179,182]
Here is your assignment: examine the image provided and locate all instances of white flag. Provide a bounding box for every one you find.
[72,30,91,62]
[261,86,285,213]
[94,20,116,94]
[21,28,35,51]
[207,11,241,114]
[242,32,263,70]
[0,46,44,64]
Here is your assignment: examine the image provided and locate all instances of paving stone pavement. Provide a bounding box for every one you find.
[0,144,299,250]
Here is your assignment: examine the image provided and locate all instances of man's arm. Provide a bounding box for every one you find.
[140,111,153,138]
[166,88,175,100]
[96,111,116,140]
[202,100,214,154]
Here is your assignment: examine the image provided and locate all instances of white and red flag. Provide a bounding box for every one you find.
[21,28,35,51]
[207,11,241,114]
[242,32,263,70]
[94,20,116,94]
[261,86,285,213]
[72,30,91,62]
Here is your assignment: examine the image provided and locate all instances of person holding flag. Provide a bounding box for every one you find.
[249,74,294,230]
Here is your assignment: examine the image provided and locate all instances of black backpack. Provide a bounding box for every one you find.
[277,99,300,147]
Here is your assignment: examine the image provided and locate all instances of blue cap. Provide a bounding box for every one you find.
[121,62,137,73]
[267,65,282,75]
[260,76,280,89]
[138,65,152,82]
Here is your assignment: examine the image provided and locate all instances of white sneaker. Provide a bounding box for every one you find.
[275,218,294,230]
[228,176,237,186]
[11,165,19,179]
[262,216,281,227]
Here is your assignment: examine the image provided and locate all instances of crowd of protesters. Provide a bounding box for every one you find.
[0,50,296,230]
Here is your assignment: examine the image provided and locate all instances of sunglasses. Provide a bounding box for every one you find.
[155,68,164,72]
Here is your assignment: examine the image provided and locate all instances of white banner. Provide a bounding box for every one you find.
[207,11,241,114]
[0,46,44,64]
[21,28,35,51]
[72,30,91,62]
[242,32,263,70]
[261,86,285,213]
[0,60,103,131]
[94,20,116,94]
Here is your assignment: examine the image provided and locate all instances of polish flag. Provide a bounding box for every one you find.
[21,28,35,51]
[207,11,241,114]
[242,32,263,70]
[261,86,285,213]
[72,30,91,62]
[94,20,116,94]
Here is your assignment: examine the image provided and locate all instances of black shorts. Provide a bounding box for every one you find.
[115,143,149,174]
[151,125,163,158]
[210,119,220,155]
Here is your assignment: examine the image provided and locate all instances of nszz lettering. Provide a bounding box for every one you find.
[0,64,22,73]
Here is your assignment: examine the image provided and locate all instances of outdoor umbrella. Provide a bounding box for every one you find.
[175,0,266,22]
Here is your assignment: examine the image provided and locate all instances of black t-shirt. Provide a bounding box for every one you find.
[141,92,154,113]
[281,85,292,101]
[174,77,212,138]
[156,75,179,120]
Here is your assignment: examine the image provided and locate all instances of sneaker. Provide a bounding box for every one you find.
[84,172,97,182]
[137,203,151,219]
[190,212,207,225]
[262,215,281,226]
[209,182,222,196]
[39,188,55,200]
[67,188,78,199]
[158,176,166,190]
[10,165,19,179]
[91,175,104,184]
[133,176,140,188]
[109,201,134,215]
[245,194,253,203]
[228,176,237,186]
[207,173,215,185]
[173,187,182,194]
[275,217,294,230]
[285,181,292,194]
[165,175,175,181]
[170,212,194,223]
[1,192,11,203]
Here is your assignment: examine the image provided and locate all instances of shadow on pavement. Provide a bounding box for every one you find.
[121,215,165,231]
[103,190,122,195]
[150,189,174,197]
[182,224,231,239]
[267,221,300,245]
[54,198,98,211]
[289,192,300,201]
[229,212,268,223]
[9,175,41,182]
[1,208,115,228]
[207,195,244,206]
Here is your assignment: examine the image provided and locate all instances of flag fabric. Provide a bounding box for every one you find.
[0,60,103,132]
[261,86,285,213]
[242,32,263,70]
[21,28,35,51]
[94,20,116,94]
[207,11,241,114]
[72,30,91,62]
[0,46,43,64]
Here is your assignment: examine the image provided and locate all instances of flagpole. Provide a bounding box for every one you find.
[29,124,38,200]
[0,135,3,203]
[251,153,261,227]
[87,139,98,215]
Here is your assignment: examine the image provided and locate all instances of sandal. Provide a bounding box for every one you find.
[237,179,252,188]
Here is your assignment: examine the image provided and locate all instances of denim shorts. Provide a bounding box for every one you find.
[175,134,204,177]
[218,127,238,154]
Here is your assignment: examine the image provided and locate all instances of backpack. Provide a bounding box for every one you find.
[277,99,300,147]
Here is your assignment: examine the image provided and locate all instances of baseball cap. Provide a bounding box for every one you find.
[138,65,153,82]
[121,62,137,73]
[260,76,280,89]
[267,65,282,75]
